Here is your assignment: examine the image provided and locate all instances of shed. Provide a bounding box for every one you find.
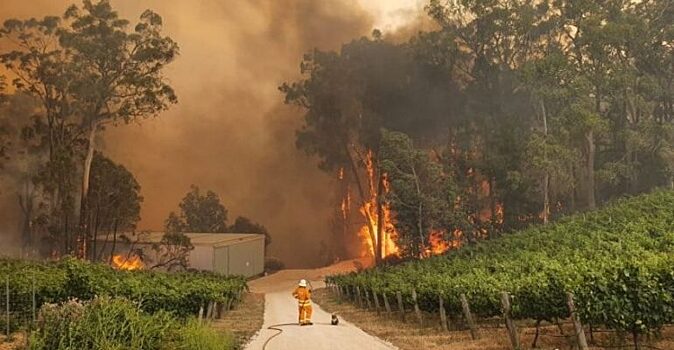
[94,232,265,277]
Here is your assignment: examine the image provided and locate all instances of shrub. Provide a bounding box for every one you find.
[28,297,234,350]
[175,318,234,350]
[0,257,247,322]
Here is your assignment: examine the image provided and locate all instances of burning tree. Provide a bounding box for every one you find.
[280,34,464,264]
[379,129,467,258]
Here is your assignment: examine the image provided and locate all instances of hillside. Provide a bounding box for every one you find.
[328,190,674,341]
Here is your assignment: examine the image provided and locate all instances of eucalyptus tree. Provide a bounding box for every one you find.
[0,1,178,258]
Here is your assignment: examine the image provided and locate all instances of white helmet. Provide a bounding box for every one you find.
[299,279,307,287]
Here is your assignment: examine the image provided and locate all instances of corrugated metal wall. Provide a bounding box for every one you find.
[213,237,264,277]
[189,246,213,271]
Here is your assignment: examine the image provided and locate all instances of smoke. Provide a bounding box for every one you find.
[1,0,416,267]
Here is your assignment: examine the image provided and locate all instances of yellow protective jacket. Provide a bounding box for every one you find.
[292,286,312,307]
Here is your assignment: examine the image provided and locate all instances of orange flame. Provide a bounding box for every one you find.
[427,230,449,255]
[495,202,504,225]
[112,254,144,270]
[424,229,463,256]
[358,151,400,258]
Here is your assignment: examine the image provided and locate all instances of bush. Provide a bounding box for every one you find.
[175,318,234,350]
[28,297,234,350]
[0,257,247,322]
[29,297,177,350]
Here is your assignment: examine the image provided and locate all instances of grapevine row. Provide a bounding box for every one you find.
[327,190,674,341]
[0,257,247,325]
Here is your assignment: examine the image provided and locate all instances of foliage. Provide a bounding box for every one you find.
[328,189,674,338]
[280,33,464,263]
[0,256,247,325]
[166,185,228,233]
[0,0,179,258]
[28,297,234,350]
[165,186,273,247]
[229,216,271,246]
[379,129,466,257]
[284,0,674,261]
[88,152,143,260]
[149,232,194,271]
[175,317,234,350]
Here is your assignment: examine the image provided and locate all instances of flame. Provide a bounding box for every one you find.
[495,202,504,224]
[427,230,449,255]
[340,190,351,220]
[425,229,463,256]
[358,151,400,258]
[112,254,144,270]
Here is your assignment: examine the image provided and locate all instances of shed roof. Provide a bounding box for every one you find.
[94,232,264,247]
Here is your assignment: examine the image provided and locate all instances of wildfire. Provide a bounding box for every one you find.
[425,229,463,256]
[341,191,351,220]
[427,231,449,255]
[112,254,144,270]
[358,151,400,258]
[495,202,504,224]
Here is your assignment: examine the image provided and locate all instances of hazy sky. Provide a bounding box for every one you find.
[0,0,423,266]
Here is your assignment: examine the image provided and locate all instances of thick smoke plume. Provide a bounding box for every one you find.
[0,0,392,266]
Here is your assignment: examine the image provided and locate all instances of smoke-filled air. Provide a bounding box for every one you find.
[1,1,674,349]
[0,0,429,267]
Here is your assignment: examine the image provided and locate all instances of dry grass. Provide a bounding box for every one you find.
[211,292,265,349]
[0,333,26,350]
[313,288,674,350]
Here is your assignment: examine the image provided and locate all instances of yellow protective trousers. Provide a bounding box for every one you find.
[298,301,313,324]
[293,286,313,324]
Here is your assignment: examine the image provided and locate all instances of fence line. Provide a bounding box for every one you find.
[1,270,38,339]
[328,284,595,350]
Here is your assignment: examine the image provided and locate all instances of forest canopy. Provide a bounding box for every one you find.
[282,0,674,263]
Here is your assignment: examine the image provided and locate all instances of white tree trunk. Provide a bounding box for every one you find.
[78,122,99,258]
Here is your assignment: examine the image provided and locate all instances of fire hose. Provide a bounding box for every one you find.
[262,280,339,350]
[262,322,338,350]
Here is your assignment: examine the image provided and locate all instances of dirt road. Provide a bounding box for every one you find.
[244,262,396,350]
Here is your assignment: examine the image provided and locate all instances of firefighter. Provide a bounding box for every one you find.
[292,279,313,325]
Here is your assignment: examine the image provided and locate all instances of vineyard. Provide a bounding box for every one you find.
[0,257,247,348]
[326,190,674,348]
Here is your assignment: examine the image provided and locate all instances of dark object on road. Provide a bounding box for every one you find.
[331,313,339,325]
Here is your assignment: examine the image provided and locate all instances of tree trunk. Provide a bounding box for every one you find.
[90,204,101,261]
[570,164,577,212]
[345,145,380,263]
[78,123,98,259]
[410,166,425,256]
[542,176,550,225]
[18,180,35,256]
[584,130,596,209]
[109,219,119,264]
[375,173,384,263]
[541,100,550,225]
[489,177,498,238]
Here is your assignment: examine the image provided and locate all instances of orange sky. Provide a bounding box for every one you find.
[0,0,423,266]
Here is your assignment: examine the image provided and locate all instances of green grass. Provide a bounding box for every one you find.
[28,296,235,350]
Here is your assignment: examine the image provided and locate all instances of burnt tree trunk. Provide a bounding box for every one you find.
[345,145,381,263]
